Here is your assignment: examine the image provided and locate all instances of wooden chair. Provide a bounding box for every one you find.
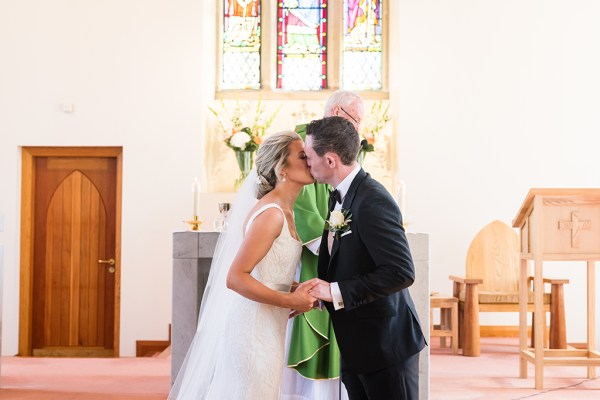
[449,220,568,356]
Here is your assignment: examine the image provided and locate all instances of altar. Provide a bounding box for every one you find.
[172,231,431,400]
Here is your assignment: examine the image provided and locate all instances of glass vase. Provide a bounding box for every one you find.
[234,150,254,188]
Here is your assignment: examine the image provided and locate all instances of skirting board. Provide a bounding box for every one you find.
[481,325,548,337]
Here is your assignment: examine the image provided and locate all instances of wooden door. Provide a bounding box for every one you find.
[19,148,122,357]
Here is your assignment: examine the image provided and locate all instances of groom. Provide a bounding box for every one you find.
[304,116,426,400]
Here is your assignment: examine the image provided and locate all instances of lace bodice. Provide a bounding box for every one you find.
[245,203,301,291]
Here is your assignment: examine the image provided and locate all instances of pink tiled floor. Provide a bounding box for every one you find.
[0,356,170,399]
[1,338,599,399]
[430,337,600,399]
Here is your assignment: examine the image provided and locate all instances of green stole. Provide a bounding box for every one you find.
[287,124,341,379]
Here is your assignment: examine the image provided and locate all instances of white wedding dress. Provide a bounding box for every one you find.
[171,203,302,399]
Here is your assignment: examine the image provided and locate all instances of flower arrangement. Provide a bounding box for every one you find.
[226,127,260,152]
[359,100,392,153]
[326,209,352,238]
[209,99,280,187]
[209,98,280,153]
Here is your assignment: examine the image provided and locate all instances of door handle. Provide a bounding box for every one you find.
[98,258,116,273]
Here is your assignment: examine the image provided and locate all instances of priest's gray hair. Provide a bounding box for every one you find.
[324,90,364,120]
[255,130,301,199]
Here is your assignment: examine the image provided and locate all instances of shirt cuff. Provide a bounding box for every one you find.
[304,237,321,255]
[331,282,344,310]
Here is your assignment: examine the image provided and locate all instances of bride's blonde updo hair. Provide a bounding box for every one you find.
[255,130,302,199]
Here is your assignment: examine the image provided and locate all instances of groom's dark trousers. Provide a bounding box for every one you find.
[318,169,426,400]
[341,353,420,400]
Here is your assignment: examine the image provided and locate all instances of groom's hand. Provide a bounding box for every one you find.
[309,280,333,302]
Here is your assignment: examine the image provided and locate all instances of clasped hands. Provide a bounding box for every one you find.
[288,278,332,318]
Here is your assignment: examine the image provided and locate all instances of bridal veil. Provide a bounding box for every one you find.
[169,170,260,399]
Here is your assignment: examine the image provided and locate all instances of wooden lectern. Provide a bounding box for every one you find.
[513,188,600,389]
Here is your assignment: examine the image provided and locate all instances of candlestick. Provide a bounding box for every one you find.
[184,178,202,231]
[184,215,203,231]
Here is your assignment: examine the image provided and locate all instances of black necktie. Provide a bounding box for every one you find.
[328,189,342,212]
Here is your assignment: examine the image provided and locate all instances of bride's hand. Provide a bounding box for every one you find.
[288,280,318,312]
[289,299,320,318]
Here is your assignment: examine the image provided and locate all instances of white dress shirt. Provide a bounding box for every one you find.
[329,165,361,310]
[304,237,321,255]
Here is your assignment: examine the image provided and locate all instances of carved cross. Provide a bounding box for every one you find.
[558,212,592,248]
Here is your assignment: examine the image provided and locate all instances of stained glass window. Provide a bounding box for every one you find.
[218,0,387,95]
[276,0,328,91]
[343,0,383,90]
[222,0,261,90]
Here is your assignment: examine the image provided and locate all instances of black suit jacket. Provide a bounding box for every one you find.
[318,169,426,374]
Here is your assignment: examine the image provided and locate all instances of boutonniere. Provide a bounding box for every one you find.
[326,209,352,237]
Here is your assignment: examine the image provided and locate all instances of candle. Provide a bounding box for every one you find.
[397,180,406,217]
[192,177,200,217]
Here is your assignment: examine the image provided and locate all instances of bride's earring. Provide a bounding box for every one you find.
[281,173,287,182]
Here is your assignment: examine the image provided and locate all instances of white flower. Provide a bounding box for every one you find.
[329,210,346,229]
[229,131,252,149]
[326,209,352,235]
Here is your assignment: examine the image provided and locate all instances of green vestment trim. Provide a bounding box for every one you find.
[287,124,341,379]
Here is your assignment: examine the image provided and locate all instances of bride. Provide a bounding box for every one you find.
[169,130,318,399]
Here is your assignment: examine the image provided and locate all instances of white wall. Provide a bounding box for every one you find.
[1,1,599,356]
[395,1,600,341]
[0,0,214,356]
